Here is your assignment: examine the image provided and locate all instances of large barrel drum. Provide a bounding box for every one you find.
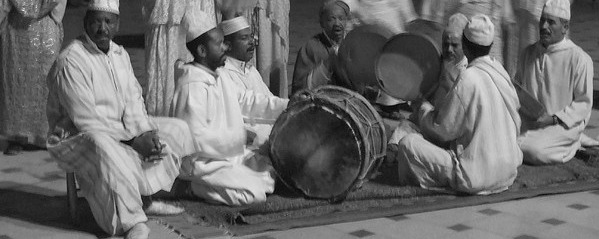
[269,86,386,202]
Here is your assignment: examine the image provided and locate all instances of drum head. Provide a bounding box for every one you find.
[375,33,441,101]
[270,98,363,200]
[337,25,394,95]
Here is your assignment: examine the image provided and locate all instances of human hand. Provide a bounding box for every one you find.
[534,114,555,128]
[132,131,166,160]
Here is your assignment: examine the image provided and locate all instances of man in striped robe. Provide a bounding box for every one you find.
[46,1,196,238]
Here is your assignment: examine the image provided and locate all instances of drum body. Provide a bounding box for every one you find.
[270,86,386,202]
[375,33,441,101]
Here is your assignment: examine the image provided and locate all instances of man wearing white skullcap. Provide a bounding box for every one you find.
[217,16,281,147]
[433,13,469,108]
[516,0,596,165]
[387,14,522,195]
[46,0,198,238]
[171,10,288,206]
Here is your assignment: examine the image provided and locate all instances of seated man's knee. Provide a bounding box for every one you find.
[397,133,422,152]
[520,139,569,165]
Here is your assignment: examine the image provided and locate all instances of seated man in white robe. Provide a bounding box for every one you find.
[387,15,522,195]
[219,16,275,146]
[46,1,196,238]
[432,13,469,107]
[170,10,289,206]
[516,0,596,165]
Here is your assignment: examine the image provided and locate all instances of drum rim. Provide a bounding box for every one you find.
[374,33,441,101]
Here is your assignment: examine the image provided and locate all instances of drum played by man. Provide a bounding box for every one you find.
[387,15,522,195]
[170,8,289,206]
[516,0,596,165]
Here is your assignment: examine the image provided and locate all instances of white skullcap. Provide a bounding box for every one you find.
[464,14,494,46]
[88,0,119,15]
[220,16,250,36]
[183,8,217,43]
[446,13,468,36]
[543,0,571,20]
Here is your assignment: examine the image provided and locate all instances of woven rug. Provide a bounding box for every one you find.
[155,151,599,237]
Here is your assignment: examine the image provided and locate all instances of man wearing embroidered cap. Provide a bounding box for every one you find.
[387,14,522,195]
[171,9,288,206]
[46,0,198,238]
[218,16,279,146]
[516,0,595,165]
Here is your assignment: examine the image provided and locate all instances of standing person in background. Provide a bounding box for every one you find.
[457,0,518,77]
[142,0,188,116]
[0,0,66,155]
[243,0,290,98]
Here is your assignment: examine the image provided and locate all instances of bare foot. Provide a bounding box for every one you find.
[144,201,185,216]
[125,222,150,239]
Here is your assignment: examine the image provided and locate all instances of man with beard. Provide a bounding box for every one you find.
[291,0,349,94]
[218,16,274,146]
[432,13,469,107]
[170,9,289,206]
[516,0,595,165]
[46,0,197,238]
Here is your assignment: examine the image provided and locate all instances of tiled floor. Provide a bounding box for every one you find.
[227,191,599,239]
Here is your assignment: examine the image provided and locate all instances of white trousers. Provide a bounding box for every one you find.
[48,117,196,235]
[519,124,582,165]
[180,147,275,206]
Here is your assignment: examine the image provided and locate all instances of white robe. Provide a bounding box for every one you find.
[170,62,288,206]
[219,56,276,146]
[516,39,594,164]
[46,35,196,235]
[390,56,522,195]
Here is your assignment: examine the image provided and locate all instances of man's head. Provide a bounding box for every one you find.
[540,0,570,47]
[462,14,494,62]
[442,13,468,62]
[184,9,227,70]
[220,16,255,62]
[187,28,228,71]
[319,0,350,43]
[84,0,120,53]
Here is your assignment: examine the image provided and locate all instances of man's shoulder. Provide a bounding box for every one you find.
[175,62,216,87]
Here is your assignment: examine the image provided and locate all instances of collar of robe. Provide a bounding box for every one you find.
[536,38,575,54]
[225,56,253,74]
[81,34,122,55]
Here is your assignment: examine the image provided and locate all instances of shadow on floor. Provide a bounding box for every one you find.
[0,187,105,237]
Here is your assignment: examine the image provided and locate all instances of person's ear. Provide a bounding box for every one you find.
[562,21,569,35]
[198,44,207,58]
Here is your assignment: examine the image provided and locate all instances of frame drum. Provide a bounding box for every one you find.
[337,25,393,97]
[269,86,386,202]
[375,33,441,101]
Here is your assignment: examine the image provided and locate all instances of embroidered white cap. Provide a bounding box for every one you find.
[464,14,494,46]
[183,8,217,43]
[542,0,571,20]
[446,13,468,36]
[220,16,250,36]
[88,0,119,15]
